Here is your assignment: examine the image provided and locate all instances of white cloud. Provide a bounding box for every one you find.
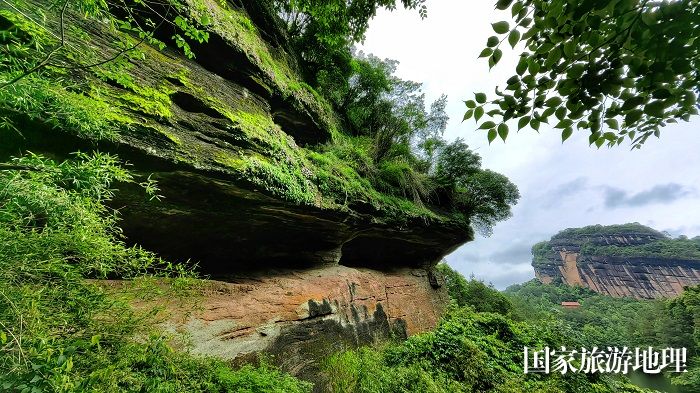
[358,1,700,289]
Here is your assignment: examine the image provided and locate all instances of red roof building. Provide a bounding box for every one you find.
[560,301,581,309]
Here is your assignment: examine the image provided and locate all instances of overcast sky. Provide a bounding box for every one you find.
[357,0,700,289]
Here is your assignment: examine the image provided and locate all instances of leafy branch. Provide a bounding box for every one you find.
[467,0,700,148]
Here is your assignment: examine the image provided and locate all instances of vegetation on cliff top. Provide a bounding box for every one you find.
[532,223,700,266]
[0,0,520,234]
[551,223,665,239]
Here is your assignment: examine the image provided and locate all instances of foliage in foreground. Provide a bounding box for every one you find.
[469,0,699,148]
[0,153,311,392]
[436,263,513,315]
[324,307,647,393]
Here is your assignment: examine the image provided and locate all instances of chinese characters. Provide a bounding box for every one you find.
[523,346,687,374]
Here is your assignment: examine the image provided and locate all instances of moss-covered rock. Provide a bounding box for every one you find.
[0,0,472,270]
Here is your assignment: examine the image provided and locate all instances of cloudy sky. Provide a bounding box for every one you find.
[357,0,700,289]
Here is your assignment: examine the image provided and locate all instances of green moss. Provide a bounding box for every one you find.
[158,129,183,145]
[186,0,339,132]
[242,155,315,204]
[0,73,130,141]
[92,62,174,118]
[214,151,246,170]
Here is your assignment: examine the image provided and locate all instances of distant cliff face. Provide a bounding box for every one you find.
[532,224,700,299]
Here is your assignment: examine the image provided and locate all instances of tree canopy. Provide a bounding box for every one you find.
[468,0,700,148]
[274,0,427,95]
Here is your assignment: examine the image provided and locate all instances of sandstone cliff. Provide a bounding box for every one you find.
[533,223,700,299]
[0,0,470,386]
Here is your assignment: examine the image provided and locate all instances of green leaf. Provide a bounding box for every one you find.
[561,127,573,142]
[544,47,561,68]
[508,30,521,48]
[479,121,497,130]
[497,123,509,141]
[492,49,503,66]
[512,2,524,16]
[589,132,601,145]
[516,57,528,75]
[463,110,474,121]
[555,106,566,120]
[488,128,498,143]
[496,0,514,10]
[554,119,573,129]
[517,116,529,130]
[621,96,645,111]
[542,107,556,119]
[605,119,619,130]
[528,59,540,75]
[487,36,499,47]
[644,101,666,118]
[475,93,487,104]
[545,97,562,107]
[563,40,576,58]
[652,88,671,99]
[465,100,476,108]
[492,21,510,34]
[567,63,586,79]
[625,109,643,124]
[475,106,485,122]
[478,48,493,58]
[530,119,540,131]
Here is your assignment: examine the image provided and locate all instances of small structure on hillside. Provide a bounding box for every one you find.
[561,301,581,309]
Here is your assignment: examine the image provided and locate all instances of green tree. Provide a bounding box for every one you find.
[431,141,519,235]
[274,0,427,93]
[436,263,514,315]
[468,0,700,148]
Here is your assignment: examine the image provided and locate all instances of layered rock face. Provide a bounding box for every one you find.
[1,0,469,384]
[533,224,700,299]
[139,265,447,388]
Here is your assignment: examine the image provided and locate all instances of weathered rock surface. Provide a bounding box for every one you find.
[533,225,700,299]
[109,265,447,390]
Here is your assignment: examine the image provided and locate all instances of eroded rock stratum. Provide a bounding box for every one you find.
[0,0,470,384]
[142,266,447,385]
[533,224,700,299]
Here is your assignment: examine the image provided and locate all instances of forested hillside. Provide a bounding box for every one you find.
[506,279,700,392]
[533,223,700,299]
